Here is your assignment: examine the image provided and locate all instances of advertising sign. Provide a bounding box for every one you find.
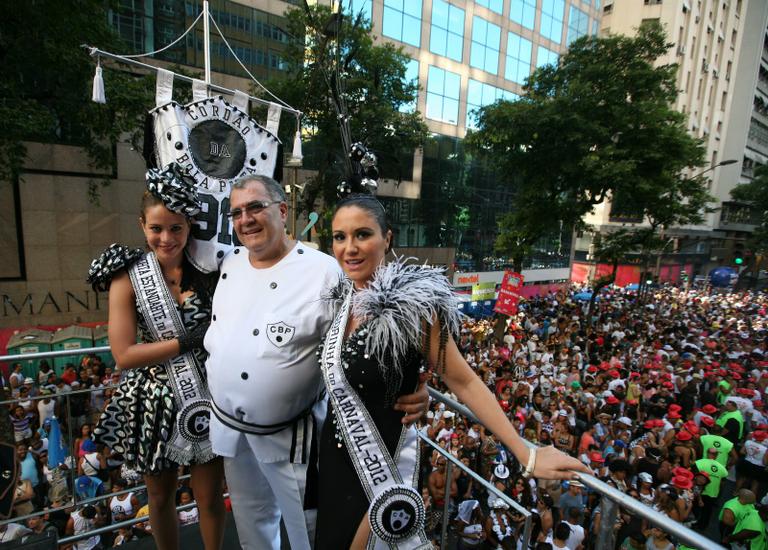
[494,271,524,316]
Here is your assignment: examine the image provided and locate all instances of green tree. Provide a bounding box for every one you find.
[1,1,156,195]
[466,22,708,271]
[263,3,429,241]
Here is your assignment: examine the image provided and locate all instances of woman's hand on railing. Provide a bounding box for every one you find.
[531,445,591,480]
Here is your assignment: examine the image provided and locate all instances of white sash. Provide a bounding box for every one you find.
[129,253,214,465]
[322,287,430,549]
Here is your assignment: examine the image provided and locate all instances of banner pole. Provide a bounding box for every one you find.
[203,0,211,85]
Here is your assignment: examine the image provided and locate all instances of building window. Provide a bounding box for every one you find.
[476,0,503,15]
[430,0,465,62]
[466,79,518,129]
[537,45,559,67]
[510,0,536,30]
[567,5,589,43]
[382,0,422,47]
[470,16,501,74]
[426,65,461,125]
[540,0,565,44]
[592,19,598,35]
[400,58,420,113]
[505,32,533,84]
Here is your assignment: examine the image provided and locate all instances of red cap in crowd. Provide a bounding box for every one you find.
[589,452,605,463]
[669,404,682,412]
[587,366,598,373]
[606,396,620,405]
[662,381,674,389]
[751,431,768,442]
[608,370,620,379]
[672,467,694,479]
[672,476,693,490]
[701,404,718,414]
[695,470,710,481]
[700,415,715,427]
[675,431,692,441]
[668,410,681,419]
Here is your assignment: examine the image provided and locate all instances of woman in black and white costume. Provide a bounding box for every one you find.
[317,195,590,549]
[88,164,224,550]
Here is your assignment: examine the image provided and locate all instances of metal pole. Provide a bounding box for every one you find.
[203,0,211,85]
[65,394,76,504]
[440,461,452,546]
[596,494,618,550]
[292,169,298,240]
[521,512,533,549]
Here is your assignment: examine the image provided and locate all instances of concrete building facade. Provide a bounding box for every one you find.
[577,0,768,281]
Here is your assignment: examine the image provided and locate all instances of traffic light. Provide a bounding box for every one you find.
[733,243,745,266]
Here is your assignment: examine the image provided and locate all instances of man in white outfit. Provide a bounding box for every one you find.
[205,176,427,550]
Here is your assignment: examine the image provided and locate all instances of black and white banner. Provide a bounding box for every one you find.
[322,288,430,549]
[151,95,281,273]
[129,253,214,465]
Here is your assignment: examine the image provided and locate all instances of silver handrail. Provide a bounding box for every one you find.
[427,388,726,550]
[419,432,532,549]
[0,346,111,364]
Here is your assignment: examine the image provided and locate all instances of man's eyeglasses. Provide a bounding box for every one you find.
[226,200,282,221]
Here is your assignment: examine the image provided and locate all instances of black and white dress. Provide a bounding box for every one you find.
[316,260,460,549]
[91,248,217,475]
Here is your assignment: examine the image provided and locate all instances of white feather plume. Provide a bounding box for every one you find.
[351,256,461,376]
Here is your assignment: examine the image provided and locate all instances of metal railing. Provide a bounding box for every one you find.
[0,346,727,549]
[428,387,725,550]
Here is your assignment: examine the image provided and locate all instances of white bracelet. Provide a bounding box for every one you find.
[522,447,537,479]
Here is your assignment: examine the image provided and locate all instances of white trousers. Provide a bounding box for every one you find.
[224,450,316,550]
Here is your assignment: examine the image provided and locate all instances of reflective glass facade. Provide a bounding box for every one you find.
[567,5,589,44]
[510,0,537,30]
[382,0,422,47]
[110,0,292,80]
[470,16,502,75]
[540,0,565,43]
[430,0,465,62]
[505,32,533,84]
[426,65,461,124]
[476,0,503,15]
[537,45,559,67]
[347,0,372,21]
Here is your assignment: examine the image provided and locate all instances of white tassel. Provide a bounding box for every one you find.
[292,129,303,162]
[92,63,106,104]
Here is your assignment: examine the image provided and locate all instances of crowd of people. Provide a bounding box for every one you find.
[1,355,214,548]
[3,282,767,550]
[419,285,768,549]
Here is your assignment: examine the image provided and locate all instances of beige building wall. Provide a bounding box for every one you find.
[586,0,768,234]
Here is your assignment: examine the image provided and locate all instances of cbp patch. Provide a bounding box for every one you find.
[267,322,296,347]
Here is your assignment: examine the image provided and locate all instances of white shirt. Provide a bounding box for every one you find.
[744,440,768,467]
[37,399,55,425]
[565,521,585,550]
[205,242,342,461]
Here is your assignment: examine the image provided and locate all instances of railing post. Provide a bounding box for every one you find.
[521,512,533,549]
[440,460,453,546]
[596,493,618,550]
[65,394,76,503]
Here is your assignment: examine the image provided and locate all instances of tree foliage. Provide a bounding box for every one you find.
[1,0,157,195]
[466,22,710,268]
[263,4,429,222]
[731,165,768,255]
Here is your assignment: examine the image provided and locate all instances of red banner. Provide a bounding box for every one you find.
[494,271,524,316]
